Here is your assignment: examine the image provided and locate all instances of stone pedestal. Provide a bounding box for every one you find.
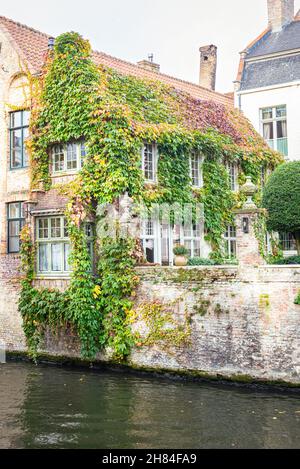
[235,208,266,266]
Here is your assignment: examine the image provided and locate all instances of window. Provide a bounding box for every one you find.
[190,153,203,188]
[7,202,25,253]
[141,219,157,263]
[279,232,296,252]
[51,142,86,174]
[261,106,288,156]
[10,110,30,169]
[182,224,202,258]
[224,225,237,258]
[226,162,238,191]
[142,143,157,182]
[36,216,93,275]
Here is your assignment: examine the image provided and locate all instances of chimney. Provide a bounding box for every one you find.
[137,54,160,73]
[199,45,217,91]
[267,0,294,32]
[48,37,55,50]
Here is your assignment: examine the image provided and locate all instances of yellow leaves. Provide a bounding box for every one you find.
[92,285,102,299]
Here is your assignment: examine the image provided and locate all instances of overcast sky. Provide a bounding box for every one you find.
[1,0,300,92]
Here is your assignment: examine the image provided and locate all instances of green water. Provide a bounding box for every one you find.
[0,361,299,449]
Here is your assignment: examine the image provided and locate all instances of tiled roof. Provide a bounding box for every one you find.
[240,54,300,90]
[247,19,300,58]
[0,15,232,107]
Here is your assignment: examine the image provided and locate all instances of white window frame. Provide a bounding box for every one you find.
[226,162,238,192]
[260,105,288,156]
[224,225,237,259]
[51,141,86,175]
[140,220,203,266]
[142,143,157,183]
[190,153,203,188]
[36,216,94,276]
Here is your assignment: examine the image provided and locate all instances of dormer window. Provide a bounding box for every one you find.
[142,143,157,183]
[190,153,203,188]
[51,142,86,174]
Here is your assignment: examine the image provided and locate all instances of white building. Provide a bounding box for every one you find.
[234,0,300,253]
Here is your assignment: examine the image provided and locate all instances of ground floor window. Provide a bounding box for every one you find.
[140,220,203,265]
[36,216,94,275]
[224,225,237,258]
[279,232,296,252]
[7,202,25,253]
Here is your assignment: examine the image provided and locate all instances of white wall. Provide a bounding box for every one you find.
[236,81,300,161]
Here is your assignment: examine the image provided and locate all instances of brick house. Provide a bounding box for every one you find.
[0,15,278,290]
[234,0,300,254]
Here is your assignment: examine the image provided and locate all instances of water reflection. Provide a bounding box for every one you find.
[0,362,299,449]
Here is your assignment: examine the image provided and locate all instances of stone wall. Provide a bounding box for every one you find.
[1,264,299,385]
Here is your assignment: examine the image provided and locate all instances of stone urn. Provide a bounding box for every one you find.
[240,176,258,209]
[173,245,189,267]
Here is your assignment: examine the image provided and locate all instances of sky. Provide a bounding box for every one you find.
[1,0,300,92]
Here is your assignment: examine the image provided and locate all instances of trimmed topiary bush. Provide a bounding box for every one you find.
[262,162,300,255]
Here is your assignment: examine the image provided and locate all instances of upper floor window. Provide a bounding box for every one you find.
[36,216,93,275]
[7,202,25,253]
[190,153,203,188]
[226,162,238,191]
[51,142,86,174]
[224,225,237,259]
[260,105,288,156]
[10,110,30,169]
[142,143,157,182]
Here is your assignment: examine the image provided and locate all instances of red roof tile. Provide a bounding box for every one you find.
[0,15,233,106]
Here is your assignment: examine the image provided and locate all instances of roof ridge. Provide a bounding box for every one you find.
[93,49,231,101]
[0,15,50,38]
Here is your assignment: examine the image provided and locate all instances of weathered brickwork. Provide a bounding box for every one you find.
[1,265,299,385]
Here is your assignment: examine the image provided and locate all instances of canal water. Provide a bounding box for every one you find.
[0,361,299,449]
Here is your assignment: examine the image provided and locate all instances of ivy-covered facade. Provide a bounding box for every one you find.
[0,20,282,362]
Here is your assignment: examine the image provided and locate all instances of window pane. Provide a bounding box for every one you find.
[66,143,77,170]
[276,106,286,118]
[51,243,62,271]
[277,120,287,139]
[85,223,93,238]
[11,129,22,168]
[143,239,155,263]
[53,145,65,172]
[64,243,71,271]
[51,218,61,238]
[39,244,49,272]
[193,239,201,257]
[262,108,272,120]
[80,142,86,167]
[38,219,49,239]
[64,218,69,238]
[184,240,192,258]
[143,144,154,181]
[9,220,20,237]
[191,154,201,187]
[10,111,22,128]
[23,110,30,126]
[9,236,20,253]
[8,203,20,219]
[23,127,29,167]
[143,220,154,236]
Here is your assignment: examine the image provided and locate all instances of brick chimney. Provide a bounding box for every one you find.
[137,54,160,73]
[199,45,217,91]
[267,0,294,32]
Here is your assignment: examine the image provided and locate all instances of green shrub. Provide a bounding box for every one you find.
[269,255,300,265]
[173,245,189,256]
[263,162,300,254]
[187,257,215,266]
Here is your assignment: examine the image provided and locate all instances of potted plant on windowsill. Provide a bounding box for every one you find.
[173,245,189,267]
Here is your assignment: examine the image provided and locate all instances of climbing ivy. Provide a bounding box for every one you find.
[19,31,282,361]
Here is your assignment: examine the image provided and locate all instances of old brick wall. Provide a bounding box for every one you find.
[1,265,299,384]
